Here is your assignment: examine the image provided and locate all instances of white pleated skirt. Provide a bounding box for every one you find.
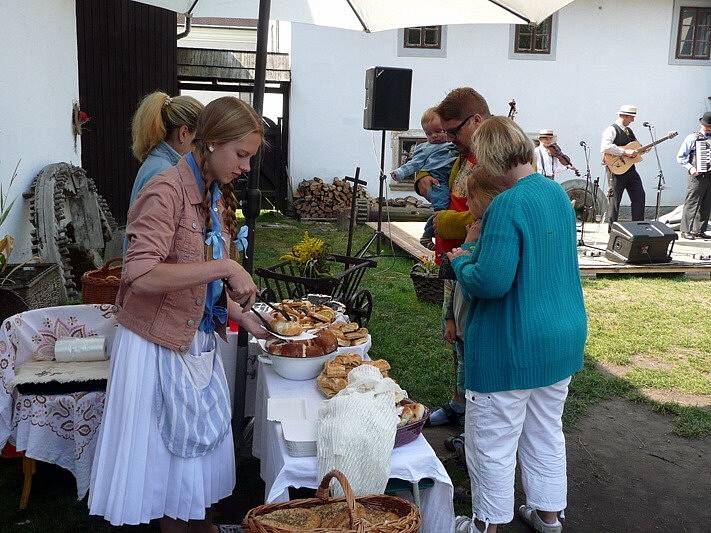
[88,325,236,525]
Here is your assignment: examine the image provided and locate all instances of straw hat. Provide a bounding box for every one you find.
[618,105,638,116]
[538,129,555,138]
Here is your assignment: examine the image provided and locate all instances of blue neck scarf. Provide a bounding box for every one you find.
[186,152,228,333]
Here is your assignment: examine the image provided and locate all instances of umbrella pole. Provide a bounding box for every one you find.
[233,0,271,461]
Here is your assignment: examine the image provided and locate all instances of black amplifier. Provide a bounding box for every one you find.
[605,221,677,264]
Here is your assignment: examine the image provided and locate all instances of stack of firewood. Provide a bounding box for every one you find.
[292,177,372,220]
[382,196,429,208]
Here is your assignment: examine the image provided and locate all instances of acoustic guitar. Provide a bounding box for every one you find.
[603,131,678,175]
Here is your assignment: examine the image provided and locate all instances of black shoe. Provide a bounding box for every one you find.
[681,232,696,240]
[693,233,710,240]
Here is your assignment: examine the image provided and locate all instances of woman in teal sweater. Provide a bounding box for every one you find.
[450,117,586,533]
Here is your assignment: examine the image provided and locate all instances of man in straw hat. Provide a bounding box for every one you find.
[600,105,648,231]
[676,111,711,239]
[534,129,577,180]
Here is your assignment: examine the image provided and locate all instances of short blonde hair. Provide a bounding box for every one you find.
[466,167,517,218]
[471,116,534,177]
[420,107,439,126]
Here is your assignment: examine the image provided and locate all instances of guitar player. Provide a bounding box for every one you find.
[600,105,650,231]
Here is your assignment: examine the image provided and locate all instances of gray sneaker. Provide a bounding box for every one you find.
[518,505,562,533]
[454,516,485,533]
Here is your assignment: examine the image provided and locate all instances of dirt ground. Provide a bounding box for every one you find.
[428,398,711,532]
[3,398,708,532]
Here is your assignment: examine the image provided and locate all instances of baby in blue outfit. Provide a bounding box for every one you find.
[390,108,458,250]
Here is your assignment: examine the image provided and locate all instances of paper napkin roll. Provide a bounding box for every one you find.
[54,337,108,363]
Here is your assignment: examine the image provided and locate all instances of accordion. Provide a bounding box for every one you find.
[695,139,710,173]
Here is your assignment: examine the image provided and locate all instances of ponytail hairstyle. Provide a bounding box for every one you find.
[193,96,264,237]
[131,91,204,162]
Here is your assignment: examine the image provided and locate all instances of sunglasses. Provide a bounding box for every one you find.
[444,115,475,138]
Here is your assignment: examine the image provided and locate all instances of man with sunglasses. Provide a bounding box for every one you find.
[412,88,491,432]
[414,87,491,261]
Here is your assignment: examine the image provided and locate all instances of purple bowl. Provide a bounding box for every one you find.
[394,400,430,448]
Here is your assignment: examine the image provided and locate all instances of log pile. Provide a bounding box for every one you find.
[292,177,372,220]
[381,196,429,208]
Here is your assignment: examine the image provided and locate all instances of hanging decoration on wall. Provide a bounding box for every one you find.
[71,101,91,153]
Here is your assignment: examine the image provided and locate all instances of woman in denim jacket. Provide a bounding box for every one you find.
[90,97,269,532]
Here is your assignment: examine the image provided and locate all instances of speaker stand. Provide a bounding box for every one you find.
[357,130,387,258]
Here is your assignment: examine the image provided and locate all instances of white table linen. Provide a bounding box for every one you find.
[252,359,455,533]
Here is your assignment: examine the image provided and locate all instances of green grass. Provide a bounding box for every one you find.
[249,212,453,411]
[251,213,710,437]
[2,213,709,531]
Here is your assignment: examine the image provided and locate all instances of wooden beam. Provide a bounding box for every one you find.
[366,222,431,259]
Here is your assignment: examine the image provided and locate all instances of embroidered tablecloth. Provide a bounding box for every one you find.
[0,304,118,499]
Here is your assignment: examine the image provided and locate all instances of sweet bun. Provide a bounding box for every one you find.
[266,329,337,358]
[271,319,303,336]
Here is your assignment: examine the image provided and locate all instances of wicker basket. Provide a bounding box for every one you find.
[243,470,421,532]
[81,257,122,304]
[410,265,443,305]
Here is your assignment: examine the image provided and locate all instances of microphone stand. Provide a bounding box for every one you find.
[646,123,666,220]
[578,142,607,252]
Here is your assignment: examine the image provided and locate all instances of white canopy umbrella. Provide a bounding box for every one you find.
[134,0,573,29]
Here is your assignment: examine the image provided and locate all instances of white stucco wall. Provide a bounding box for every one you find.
[0,0,80,261]
[289,0,711,205]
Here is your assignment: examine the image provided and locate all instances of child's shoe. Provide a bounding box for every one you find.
[518,505,563,533]
[419,236,435,250]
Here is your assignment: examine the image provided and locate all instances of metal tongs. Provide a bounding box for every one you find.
[250,294,300,338]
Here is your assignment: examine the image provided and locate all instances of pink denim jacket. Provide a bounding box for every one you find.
[117,157,231,352]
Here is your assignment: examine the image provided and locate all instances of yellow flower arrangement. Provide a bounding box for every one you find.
[280,232,331,277]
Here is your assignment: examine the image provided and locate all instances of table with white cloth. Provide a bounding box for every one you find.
[252,360,455,533]
[0,304,119,500]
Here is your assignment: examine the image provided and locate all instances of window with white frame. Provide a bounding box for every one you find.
[509,14,558,61]
[514,17,553,54]
[403,26,442,49]
[676,6,711,59]
[669,1,711,65]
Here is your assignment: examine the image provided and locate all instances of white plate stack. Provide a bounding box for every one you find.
[267,397,324,457]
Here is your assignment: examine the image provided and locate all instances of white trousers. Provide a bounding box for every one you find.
[464,377,571,524]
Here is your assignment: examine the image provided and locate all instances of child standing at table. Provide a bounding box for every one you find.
[390,108,458,250]
[437,168,516,435]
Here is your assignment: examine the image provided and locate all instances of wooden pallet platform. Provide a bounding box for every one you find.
[366,222,431,259]
[370,221,711,278]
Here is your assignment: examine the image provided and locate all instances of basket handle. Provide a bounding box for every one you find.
[315,470,365,532]
[98,257,123,273]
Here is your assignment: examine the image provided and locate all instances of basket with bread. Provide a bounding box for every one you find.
[316,354,429,448]
[243,469,420,532]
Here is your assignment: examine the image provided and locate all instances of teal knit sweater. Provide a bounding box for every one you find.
[451,172,586,393]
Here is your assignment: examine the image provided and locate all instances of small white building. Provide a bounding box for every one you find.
[0,0,81,261]
[288,0,711,206]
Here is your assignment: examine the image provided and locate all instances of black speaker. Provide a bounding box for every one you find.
[363,66,412,131]
[605,221,677,264]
